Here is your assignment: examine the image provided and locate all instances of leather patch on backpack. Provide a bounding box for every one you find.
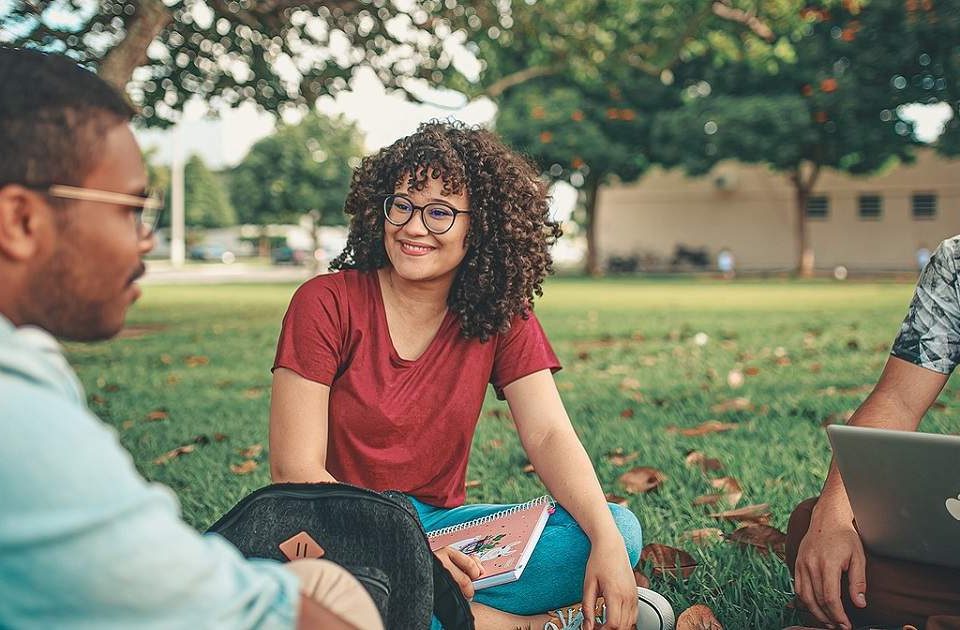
[279,531,326,561]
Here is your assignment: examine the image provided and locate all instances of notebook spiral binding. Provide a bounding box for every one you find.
[426,495,555,539]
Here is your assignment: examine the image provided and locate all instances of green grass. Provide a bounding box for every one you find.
[65,277,957,629]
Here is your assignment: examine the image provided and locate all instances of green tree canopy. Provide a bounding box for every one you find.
[229,111,363,227]
[651,0,958,273]
[184,153,236,228]
[471,0,811,274]
[2,0,461,126]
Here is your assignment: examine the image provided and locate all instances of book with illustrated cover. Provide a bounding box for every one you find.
[427,495,555,590]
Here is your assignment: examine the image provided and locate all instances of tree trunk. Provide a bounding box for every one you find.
[794,185,813,277]
[790,162,821,278]
[98,0,172,92]
[584,177,602,277]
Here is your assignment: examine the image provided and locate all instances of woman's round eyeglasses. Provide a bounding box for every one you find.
[382,193,470,235]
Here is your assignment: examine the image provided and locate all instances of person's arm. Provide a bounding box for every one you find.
[269,367,338,483]
[504,369,637,630]
[794,356,948,629]
[297,593,360,630]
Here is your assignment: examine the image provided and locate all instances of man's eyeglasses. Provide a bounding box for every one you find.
[382,193,470,235]
[31,184,164,238]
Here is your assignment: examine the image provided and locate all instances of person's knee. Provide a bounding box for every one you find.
[609,503,643,566]
[785,497,819,573]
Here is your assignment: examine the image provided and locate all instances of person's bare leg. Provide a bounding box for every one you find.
[471,602,552,630]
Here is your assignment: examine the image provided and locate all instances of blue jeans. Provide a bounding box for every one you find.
[408,497,643,628]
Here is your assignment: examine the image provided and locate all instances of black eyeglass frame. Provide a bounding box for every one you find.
[381,193,471,235]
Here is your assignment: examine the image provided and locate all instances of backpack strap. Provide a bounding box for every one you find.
[381,491,475,629]
[431,553,476,630]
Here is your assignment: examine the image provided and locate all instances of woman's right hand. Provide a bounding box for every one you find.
[793,516,868,630]
[433,547,484,601]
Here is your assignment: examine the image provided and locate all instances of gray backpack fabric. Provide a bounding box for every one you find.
[206,483,475,629]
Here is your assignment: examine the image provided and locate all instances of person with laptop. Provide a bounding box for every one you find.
[0,47,382,629]
[787,236,960,630]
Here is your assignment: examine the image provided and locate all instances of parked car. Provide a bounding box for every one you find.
[271,246,311,265]
[188,244,236,264]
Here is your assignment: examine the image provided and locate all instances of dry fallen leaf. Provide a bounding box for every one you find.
[619,408,635,419]
[710,398,754,413]
[154,444,195,465]
[709,476,743,507]
[160,353,173,365]
[668,420,740,437]
[619,467,666,493]
[684,451,724,473]
[146,409,168,421]
[726,524,787,560]
[640,543,697,578]
[522,463,536,474]
[676,604,723,630]
[121,420,135,430]
[744,366,761,376]
[607,448,639,466]
[692,494,722,507]
[465,479,482,489]
[230,460,258,475]
[604,493,629,507]
[184,355,210,367]
[709,503,772,524]
[238,444,263,458]
[213,432,228,442]
[620,377,642,391]
[682,528,724,545]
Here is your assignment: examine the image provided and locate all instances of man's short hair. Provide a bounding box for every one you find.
[0,47,134,189]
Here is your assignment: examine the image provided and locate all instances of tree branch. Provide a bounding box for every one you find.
[711,1,774,41]
[98,0,172,91]
[482,64,563,98]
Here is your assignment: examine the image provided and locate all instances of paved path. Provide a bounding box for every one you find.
[141,261,313,285]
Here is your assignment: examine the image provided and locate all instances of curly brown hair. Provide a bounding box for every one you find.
[330,120,562,341]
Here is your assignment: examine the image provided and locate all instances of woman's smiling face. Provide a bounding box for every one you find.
[383,174,471,284]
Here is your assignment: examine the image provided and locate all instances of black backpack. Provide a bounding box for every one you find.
[206,482,475,630]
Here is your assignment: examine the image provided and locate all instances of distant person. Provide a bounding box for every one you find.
[0,47,381,629]
[268,121,675,630]
[787,236,960,630]
[917,244,931,271]
[717,248,735,279]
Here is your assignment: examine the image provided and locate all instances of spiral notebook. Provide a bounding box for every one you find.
[427,495,555,590]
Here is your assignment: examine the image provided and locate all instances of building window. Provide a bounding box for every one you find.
[806,195,829,219]
[912,193,937,219]
[858,194,883,220]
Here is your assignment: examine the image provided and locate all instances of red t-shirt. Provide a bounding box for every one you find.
[272,269,561,507]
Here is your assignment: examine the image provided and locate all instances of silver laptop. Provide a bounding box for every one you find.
[827,424,960,569]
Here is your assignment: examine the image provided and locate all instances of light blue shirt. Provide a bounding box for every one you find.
[0,315,301,629]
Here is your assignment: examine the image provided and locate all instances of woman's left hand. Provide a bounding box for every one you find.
[581,537,637,630]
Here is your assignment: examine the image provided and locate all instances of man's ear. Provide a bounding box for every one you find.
[0,185,51,261]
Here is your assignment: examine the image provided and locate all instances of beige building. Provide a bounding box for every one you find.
[595,149,960,271]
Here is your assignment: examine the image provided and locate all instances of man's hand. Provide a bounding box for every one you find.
[434,547,484,600]
[794,516,868,630]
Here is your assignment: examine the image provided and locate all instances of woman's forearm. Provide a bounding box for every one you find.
[525,426,621,543]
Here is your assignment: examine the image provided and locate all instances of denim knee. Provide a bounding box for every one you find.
[609,503,643,566]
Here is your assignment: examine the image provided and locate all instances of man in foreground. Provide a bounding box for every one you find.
[0,46,382,629]
[787,236,960,630]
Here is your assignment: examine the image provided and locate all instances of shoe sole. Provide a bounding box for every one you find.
[637,587,676,630]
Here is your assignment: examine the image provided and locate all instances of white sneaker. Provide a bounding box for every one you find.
[544,587,676,630]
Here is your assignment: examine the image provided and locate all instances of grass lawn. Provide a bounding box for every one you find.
[65,276,956,629]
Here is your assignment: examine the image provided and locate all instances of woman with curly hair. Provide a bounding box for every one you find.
[269,121,673,630]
